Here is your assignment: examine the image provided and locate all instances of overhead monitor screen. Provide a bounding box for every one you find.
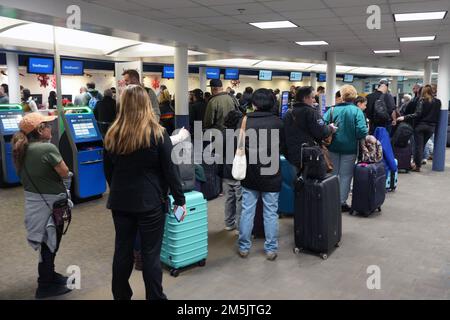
[258,70,272,81]
[290,72,303,81]
[343,74,354,83]
[224,68,239,80]
[61,59,84,75]
[318,73,326,82]
[206,68,220,80]
[68,115,100,142]
[28,57,54,74]
[163,66,174,79]
[0,113,22,135]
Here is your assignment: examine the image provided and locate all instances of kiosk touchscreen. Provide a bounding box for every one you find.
[0,105,23,186]
[59,109,106,201]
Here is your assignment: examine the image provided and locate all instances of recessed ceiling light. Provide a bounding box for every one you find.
[428,56,440,59]
[399,36,436,42]
[374,50,400,54]
[296,41,329,46]
[249,21,298,29]
[394,11,447,22]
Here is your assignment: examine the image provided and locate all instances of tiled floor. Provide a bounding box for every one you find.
[1,152,449,300]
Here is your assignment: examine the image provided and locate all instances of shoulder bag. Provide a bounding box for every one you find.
[231,116,247,181]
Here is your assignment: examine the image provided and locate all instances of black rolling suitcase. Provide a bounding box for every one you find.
[293,174,341,260]
[393,144,412,172]
[200,162,221,200]
[350,162,386,217]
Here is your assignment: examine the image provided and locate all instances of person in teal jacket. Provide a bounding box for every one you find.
[323,85,368,212]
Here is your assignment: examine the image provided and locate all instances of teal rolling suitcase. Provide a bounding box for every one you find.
[160,191,208,277]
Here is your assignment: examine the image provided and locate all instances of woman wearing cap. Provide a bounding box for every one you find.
[12,112,72,299]
[103,85,185,300]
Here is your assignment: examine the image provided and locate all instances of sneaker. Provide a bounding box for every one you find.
[35,283,72,299]
[266,252,278,261]
[422,159,427,165]
[238,251,249,258]
[224,226,236,231]
[341,203,351,212]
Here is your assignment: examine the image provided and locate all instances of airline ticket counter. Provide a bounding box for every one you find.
[0,105,23,187]
[59,107,106,201]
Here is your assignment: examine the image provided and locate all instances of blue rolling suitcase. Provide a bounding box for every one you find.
[160,191,208,277]
[386,159,398,192]
[278,156,296,216]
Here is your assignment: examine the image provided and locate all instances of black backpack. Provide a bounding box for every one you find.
[373,94,390,124]
[392,122,414,148]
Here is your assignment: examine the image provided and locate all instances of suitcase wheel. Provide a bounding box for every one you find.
[320,253,328,260]
[198,259,206,267]
[335,242,340,248]
[377,207,382,212]
[170,269,180,277]
[293,247,302,255]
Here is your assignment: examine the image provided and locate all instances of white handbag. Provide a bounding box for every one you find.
[231,116,247,181]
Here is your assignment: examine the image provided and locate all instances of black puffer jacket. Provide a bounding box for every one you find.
[283,102,332,168]
[238,111,286,192]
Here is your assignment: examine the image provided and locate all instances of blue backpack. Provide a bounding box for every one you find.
[87,92,99,110]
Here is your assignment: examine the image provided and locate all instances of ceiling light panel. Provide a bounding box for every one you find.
[394,11,447,22]
[399,36,436,42]
[249,21,298,29]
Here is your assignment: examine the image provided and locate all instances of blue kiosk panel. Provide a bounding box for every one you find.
[0,109,22,185]
[65,113,106,199]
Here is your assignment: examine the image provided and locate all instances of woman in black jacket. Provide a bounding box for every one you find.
[397,85,441,172]
[103,85,185,300]
[237,89,286,261]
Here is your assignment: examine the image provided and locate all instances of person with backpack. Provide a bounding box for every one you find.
[323,85,368,212]
[366,79,397,135]
[396,85,441,172]
[84,82,103,110]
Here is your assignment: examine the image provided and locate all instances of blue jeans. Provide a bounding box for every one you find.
[238,187,279,254]
[329,152,357,205]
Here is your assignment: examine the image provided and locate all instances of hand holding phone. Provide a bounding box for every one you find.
[173,205,186,223]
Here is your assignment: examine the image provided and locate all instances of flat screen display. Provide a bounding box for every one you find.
[61,59,84,75]
[68,115,100,142]
[206,67,220,80]
[343,74,354,83]
[0,113,22,134]
[290,72,303,82]
[163,66,174,79]
[258,70,272,81]
[224,68,239,80]
[28,57,54,74]
[318,73,326,82]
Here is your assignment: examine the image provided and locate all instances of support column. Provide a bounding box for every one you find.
[391,77,398,96]
[433,44,450,172]
[310,72,317,89]
[326,52,336,106]
[53,27,63,137]
[424,60,432,85]
[6,53,20,104]
[175,45,189,129]
[198,66,207,93]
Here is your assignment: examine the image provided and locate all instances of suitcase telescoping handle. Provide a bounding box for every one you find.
[297,143,310,189]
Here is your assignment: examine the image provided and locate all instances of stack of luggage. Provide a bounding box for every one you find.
[392,122,414,172]
[293,145,341,260]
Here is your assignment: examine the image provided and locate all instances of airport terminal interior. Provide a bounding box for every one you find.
[0,0,450,300]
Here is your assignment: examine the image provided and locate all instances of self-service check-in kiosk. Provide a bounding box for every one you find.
[0,105,23,187]
[59,107,106,201]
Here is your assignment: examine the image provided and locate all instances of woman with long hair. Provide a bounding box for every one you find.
[158,88,175,135]
[397,84,441,172]
[103,85,185,300]
[12,112,72,299]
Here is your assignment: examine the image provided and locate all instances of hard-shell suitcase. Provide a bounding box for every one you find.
[293,174,341,260]
[386,159,398,192]
[393,144,412,172]
[160,191,208,277]
[351,162,386,217]
[278,156,296,216]
[200,163,221,200]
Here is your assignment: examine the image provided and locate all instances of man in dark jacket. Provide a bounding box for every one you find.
[366,79,397,134]
[283,86,336,169]
[237,88,286,261]
[94,89,117,137]
[189,88,207,134]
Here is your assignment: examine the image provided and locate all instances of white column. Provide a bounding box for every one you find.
[53,27,63,137]
[424,60,432,85]
[175,45,189,128]
[437,46,449,115]
[198,66,207,92]
[391,77,398,95]
[6,53,20,104]
[326,52,336,106]
[310,72,317,89]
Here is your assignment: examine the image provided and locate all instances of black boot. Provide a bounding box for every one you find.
[35,283,72,299]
